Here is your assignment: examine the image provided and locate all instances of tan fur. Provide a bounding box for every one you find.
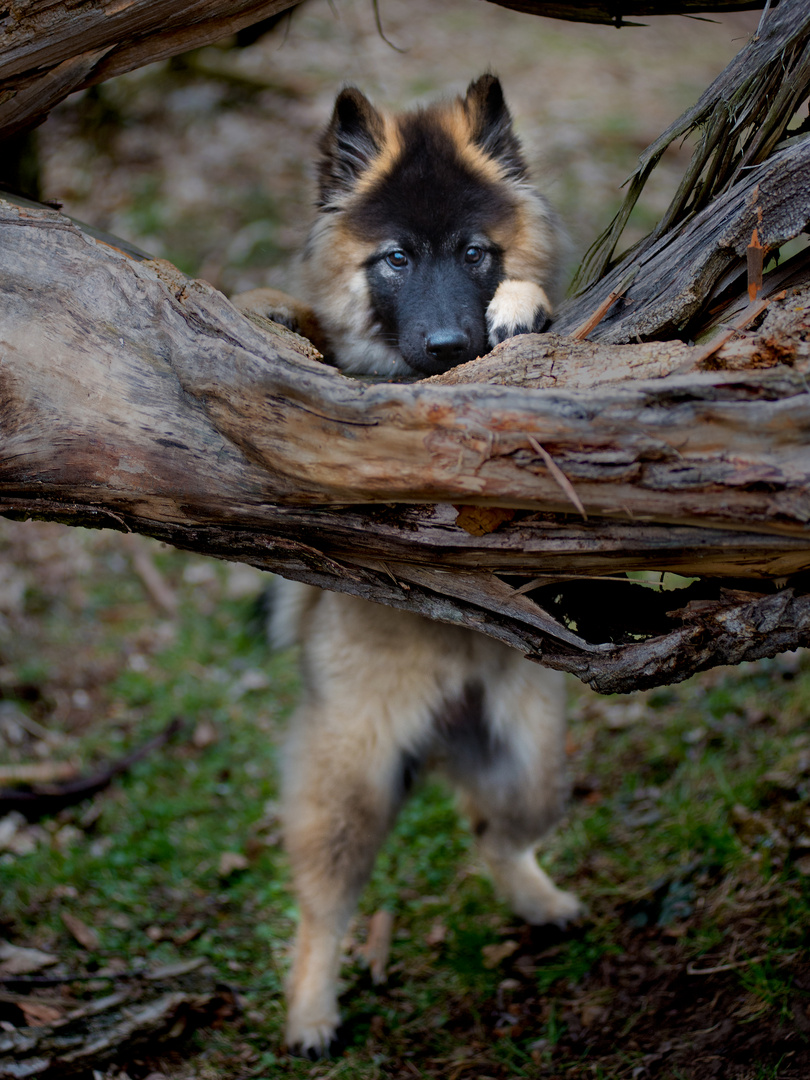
[351,113,403,199]
[296,220,389,375]
[273,581,581,1055]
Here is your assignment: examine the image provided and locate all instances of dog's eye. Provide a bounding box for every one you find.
[386,250,409,269]
[464,246,484,265]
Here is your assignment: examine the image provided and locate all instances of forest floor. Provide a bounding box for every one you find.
[4,2,810,1079]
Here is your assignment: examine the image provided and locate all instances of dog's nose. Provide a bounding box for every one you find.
[425,329,470,366]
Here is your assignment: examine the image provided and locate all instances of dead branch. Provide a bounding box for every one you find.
[486,3,764,26]
[0,1,767,143]
[1,1,810,695]
[567,1,810,297]
[0,0,302,141]
[0,719,185,820]
[555,139,810,341]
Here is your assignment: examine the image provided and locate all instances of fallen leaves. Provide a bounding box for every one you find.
[0,940,58,976]
[481,939,520,969]
[453,505,516,537]
[17,999,64,1026]
[218,850,249,878]
[61,912,101,952]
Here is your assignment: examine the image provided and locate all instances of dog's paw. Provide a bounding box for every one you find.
[231,286,326,352]
[286,1010,341,1060]
[491,849,585,929]
[486,280,552,346]
[517,885,585,929]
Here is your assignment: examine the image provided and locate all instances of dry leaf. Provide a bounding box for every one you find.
[0,811,43,856]
[425,919,447,946]
[192,719,219,748]
[0,939,58,975]
[218,851,249,877]
[579,1002,606,1028]
[481,939,519,969]
[453,505,516,536]
[19,999,65,1026]
[62,911,101,951]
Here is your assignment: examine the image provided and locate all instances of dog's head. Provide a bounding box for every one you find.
[304,76,556,378]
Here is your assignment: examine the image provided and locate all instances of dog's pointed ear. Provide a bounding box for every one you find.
[317,87,386,205]
[464,74,527,181]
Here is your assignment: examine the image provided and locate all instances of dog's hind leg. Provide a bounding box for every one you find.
[446,654,583,927]
[278,588,449,1060]
[282,701,411,1057]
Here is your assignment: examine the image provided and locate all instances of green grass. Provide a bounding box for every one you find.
[2,524,809,1078]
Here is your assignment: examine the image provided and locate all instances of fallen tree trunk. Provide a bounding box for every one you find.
[2,196,810,693]
[4,199,810,534]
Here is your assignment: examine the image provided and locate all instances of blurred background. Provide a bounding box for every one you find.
[33,0,760,296]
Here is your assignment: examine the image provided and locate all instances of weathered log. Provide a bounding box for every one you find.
[2,196,810,693]
[0,0,301,141]
[563,0,810,307]
[5,200,810,530]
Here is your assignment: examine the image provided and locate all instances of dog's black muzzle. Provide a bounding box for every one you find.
[396,260,490,376]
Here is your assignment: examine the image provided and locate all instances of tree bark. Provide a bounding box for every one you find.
[565,0,810,299]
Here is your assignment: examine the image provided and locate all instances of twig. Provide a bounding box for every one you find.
[0,717,185,820]
[121,533,178,617]
[526,436,587,520]
[0,710,63,745]
[358,909,394,986]
[0,956,207,989]
[569,268,638,340]
[686,954,766,975]
[372,0,406,52]
[0,762,78,785]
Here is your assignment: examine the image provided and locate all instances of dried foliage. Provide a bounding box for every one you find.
[571,1,810,292]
